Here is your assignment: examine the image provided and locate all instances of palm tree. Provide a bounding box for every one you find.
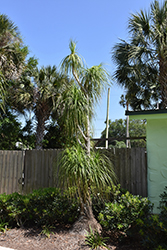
[57,144,116,234]
[35,66,72,149]
[112,0,167,110]
[0,14,28,109]
[61,40,111,154]
[14,65,71,149]
[58,40,115,234]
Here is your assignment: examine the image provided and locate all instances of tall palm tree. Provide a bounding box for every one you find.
[34,66,71,149]
[14,65,71,149]
[61,40,111,154]
[58,40,115,234]
[0,14,28,109]
[112,0,167,110]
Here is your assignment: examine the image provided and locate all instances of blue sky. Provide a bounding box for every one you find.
[1,0,153,137]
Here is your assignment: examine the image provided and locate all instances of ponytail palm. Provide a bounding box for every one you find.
[58,144,116,218]
[58,41,114,234]
[57,83,89,143]
[61,40,111,154]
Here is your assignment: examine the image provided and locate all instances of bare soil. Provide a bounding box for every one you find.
[0,226,146,250]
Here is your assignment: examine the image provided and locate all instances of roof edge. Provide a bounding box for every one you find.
[125,109,167,116]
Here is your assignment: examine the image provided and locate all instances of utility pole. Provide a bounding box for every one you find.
[126,102,131,148]
[106,88,110,149]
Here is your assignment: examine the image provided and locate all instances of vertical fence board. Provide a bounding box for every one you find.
[0,151,6,193]
[8,151,14,194]
[0,152,3,194]
[136,148,141,195]
[141,149,147,197]
[114,148,120,184]
[0,151,24,194]
[23,150,33,193]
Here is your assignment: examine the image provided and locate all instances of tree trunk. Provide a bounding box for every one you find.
[86,95,90,155]
[70,190,102,235]
[35,114,46,149]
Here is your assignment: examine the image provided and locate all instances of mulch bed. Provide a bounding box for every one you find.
[0,227,145,250]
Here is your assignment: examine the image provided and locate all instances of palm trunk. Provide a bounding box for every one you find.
[35,115,46,149]
[71,192,102,235]
[86,113,90,155]
[86,95,90,155]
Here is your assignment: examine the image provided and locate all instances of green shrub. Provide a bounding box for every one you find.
[0,192,30,227]
[0,187,79,228]
[158,186,167,228]
[136,213,167,249]
[98,188,152,235]
[92,184,127,219]
[136,186,167,249]
[28,187,79,226]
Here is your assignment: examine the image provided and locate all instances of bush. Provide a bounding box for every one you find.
[136,186,167,249]
[0,187,79,228]
[98,187,152,235]
[136,214,167,249]
[92,184,127,219]
[158,186,167,228]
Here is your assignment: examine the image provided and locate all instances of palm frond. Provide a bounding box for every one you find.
[57,144,116,206]
[81,64,112,104]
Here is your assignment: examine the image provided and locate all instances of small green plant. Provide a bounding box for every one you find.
[40,225,55,238]
[0,218,9,233]
[85,226,109,250]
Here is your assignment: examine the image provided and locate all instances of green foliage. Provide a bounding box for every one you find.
[61,40,111,154]
[92,184,127,219]
[0,13,29,110]
[43,122,68,149]
[135,186,167,249]
[158,186,167,222]
[0,108,36,150]
[20,119,36,149]
[109,140,126,148]
[58,144,116,214]
[0,218,8,233]
[100,119,146,148]
[98,187,152,235]
[85,226,109,250]
[136,214,167,249]
[40,225,55,238]
[0,188,79,228]
[0,108,22,149]
[112,0,167,109]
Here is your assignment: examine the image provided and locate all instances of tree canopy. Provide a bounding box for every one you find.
[100,119,146,148]
[112,0,167,110]
[0,13,28,109]
[9,65,72,149]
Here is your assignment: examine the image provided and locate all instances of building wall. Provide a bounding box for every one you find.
[147,118,167,213]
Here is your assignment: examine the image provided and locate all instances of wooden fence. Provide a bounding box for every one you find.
[0,148,147,197]
[0,150,25,194]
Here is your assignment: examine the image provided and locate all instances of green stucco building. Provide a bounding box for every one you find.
[126,109,167,213]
